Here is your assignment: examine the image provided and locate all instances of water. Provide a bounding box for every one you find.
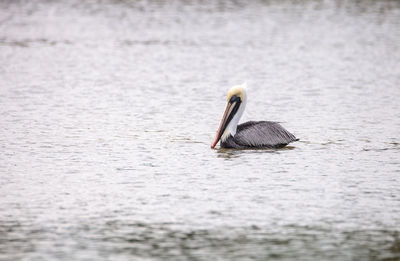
[1,0,400,260]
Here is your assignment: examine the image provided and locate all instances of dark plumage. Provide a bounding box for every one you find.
[221,121,298,149]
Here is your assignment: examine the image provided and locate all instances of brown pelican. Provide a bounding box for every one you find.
[211,84,298,149]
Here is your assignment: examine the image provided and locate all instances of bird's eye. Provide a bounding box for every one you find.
[229,95,241,103]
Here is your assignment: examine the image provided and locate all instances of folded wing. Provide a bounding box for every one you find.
[234,121,297,148]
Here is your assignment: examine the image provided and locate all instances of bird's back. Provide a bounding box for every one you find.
[221,121,297,149]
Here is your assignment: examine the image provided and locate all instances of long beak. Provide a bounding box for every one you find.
[211,101,237,149]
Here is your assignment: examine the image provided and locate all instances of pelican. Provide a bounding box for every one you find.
[211,84,298,149]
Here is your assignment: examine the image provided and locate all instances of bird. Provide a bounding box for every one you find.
[211,83,298,149]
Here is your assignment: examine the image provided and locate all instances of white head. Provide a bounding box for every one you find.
[211,83,247,148]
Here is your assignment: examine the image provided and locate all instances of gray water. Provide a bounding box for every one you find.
[1,0,400,260]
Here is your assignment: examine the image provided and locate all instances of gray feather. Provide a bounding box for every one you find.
[221,121,297,149]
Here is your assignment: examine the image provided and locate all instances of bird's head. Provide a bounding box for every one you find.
[211,83,247,149]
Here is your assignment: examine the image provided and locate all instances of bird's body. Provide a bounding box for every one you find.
[221,121,297,149]
[211,84,297,149]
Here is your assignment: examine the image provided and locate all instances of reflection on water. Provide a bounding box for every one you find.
[0,0,400,260]
[216,147,294,160]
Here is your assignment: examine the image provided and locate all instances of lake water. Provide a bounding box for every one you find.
[1,0,400,260]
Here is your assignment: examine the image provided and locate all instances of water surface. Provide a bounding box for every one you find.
[1,0,400,260]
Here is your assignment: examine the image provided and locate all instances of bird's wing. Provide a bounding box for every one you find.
[234,121,297,148]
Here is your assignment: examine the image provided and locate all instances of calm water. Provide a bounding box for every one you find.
[1,0,400,260]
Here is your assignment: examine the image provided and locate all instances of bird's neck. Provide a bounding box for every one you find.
[221,96,247,142]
